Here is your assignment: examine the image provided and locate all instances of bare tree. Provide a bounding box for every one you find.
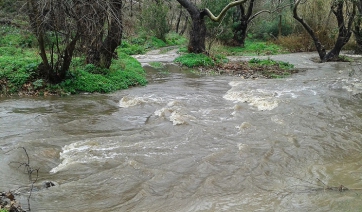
[85,0,123,68]
[26,0,82,83]
[25,0,123,83]
[293,0,356,62]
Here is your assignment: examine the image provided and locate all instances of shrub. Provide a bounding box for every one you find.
[174,53,215,68]
[61,53,147,94]
[166,33,188,46]
[249,58,294,70]
[210,40,287,56]
[252,18,293,40]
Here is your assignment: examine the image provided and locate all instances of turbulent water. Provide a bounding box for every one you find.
[1,53,362,212]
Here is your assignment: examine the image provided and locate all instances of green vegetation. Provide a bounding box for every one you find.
[249,58,294,70]
[0,26,147,96]
[174,53,214,67]
[249,58,295,78]
[0,209,8,212]
[149,62,165,69]
[59,52,147,94]
[212,40,287,56]
[120,32,187,55]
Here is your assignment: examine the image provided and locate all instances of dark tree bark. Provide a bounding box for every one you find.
[353,0,362,53]
[233,0,255,47]
[27,0,81,83]
[293,0,356,62]
[86,1,123,69]
[176,8,183,33]
[176,0,248,53]
[180,15,189,36]
[176,0,207,53]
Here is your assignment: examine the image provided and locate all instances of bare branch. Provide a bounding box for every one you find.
[204,0,248,22]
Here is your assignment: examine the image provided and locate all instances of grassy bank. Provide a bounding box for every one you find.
[0,25,147,96]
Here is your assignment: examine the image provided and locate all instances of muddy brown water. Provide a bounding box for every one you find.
[1,53,362,211]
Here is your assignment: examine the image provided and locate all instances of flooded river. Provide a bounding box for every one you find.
[1,53,362,211]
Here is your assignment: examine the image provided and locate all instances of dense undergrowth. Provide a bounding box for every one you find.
[1,23,299,96]
[0,25,148,96]
[120,32,187,55]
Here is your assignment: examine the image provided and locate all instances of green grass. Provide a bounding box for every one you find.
[248,58,296,78]
[149,62,164,69]
[211,40,288,56]
[0,25,36,48]
[0,25,147,95]
[174,53,215,68]
[119,32,188,55]
[249,58,294,70]
[60,52,147,94]
[174,53,228,68]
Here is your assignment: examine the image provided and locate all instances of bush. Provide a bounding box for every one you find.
[61,53,147,94]
[252,18,293,40]
[0,26,36,48]
[166,33,188,46]
[119,35,169,55]
[174,53,215,68]
[210,40,287,56]
[249,58,294,70]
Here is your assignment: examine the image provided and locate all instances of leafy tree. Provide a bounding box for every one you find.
[25,0,123,83]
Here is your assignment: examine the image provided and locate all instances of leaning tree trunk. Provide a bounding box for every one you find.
[293,0,355,62]
[323,0,355,62]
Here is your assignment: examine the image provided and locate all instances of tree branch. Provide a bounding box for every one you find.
[203,0,248,22]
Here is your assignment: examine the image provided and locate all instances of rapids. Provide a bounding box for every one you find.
[0,53,362,211]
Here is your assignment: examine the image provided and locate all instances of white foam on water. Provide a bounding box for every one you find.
[119,95,164,108]
[225,81,319,111]
[119,96,145,108]
[170,111,187,125]
[50,140,121,173]
[154,101,195,125]
[341,79,362,95]
[224,91,278,111]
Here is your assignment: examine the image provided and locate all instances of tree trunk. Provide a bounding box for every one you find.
[293,0,355,62]
[176,8,183,33]
[188,13,207,53]
[176,0,248,53]
[278,15,282,37]
[353,0,362,53]
[233,19,248,47]
[232,0,269,47]
[322,1,355,62]
[86,1,123,69]
[354,21,362,53]
[180,15,188,36]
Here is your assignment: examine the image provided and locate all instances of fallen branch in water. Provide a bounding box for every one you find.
[4,147,40,212]
[291,176,362,192]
